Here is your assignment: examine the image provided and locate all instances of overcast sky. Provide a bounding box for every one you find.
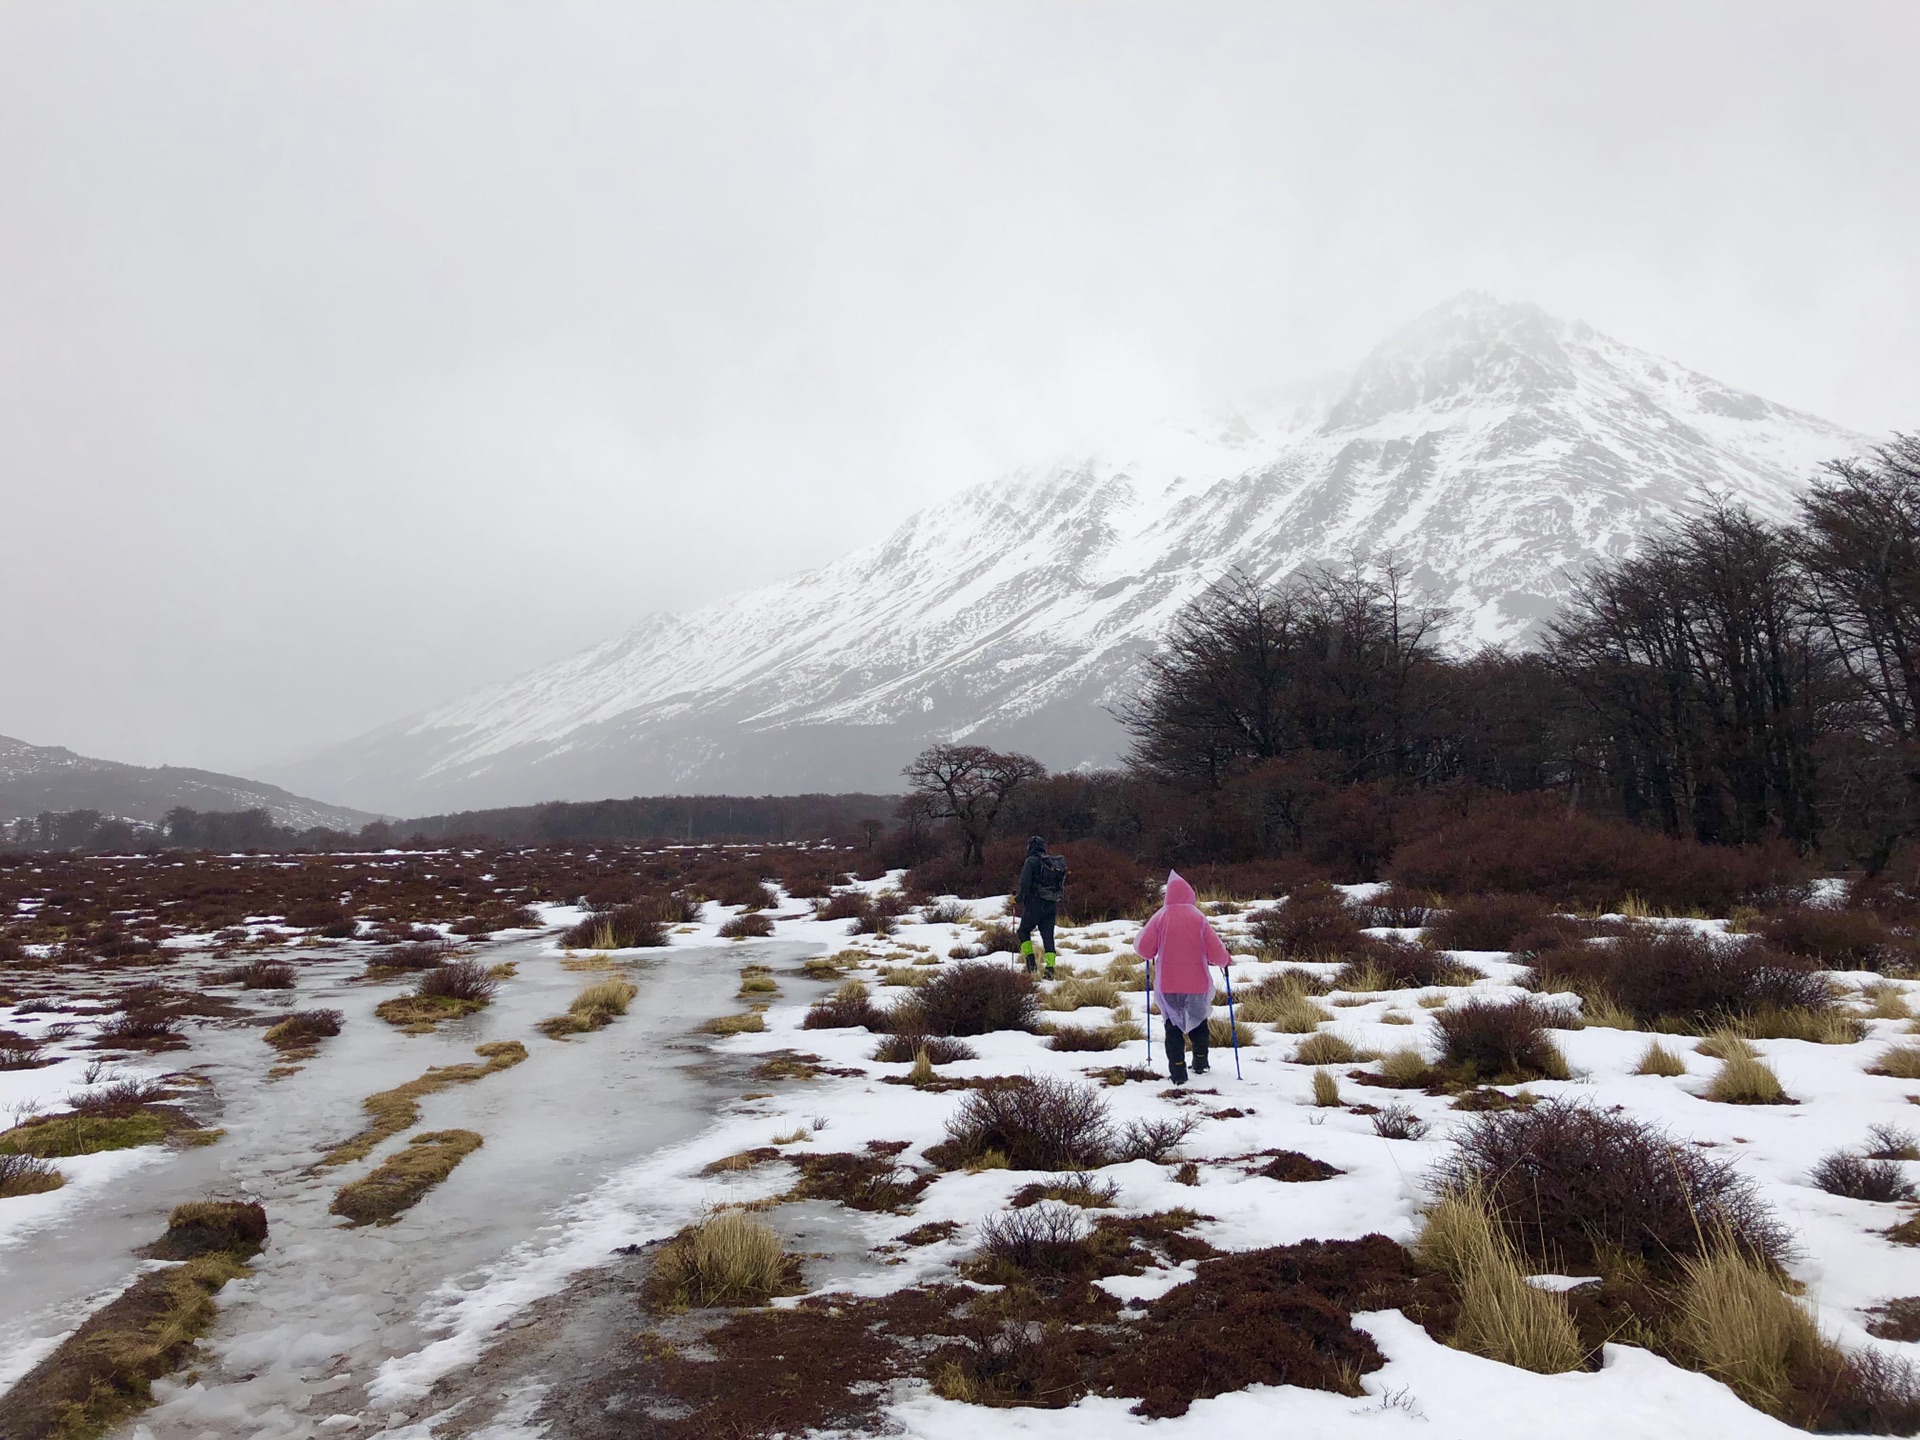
[3,1,1915,775]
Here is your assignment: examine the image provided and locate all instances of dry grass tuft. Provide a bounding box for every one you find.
[1042,977,1123,1012]
[263,1008,343,1052]
[1208,1017,1255,1049]
[1311,1068,1341,1106]
[1238,976,1334,1031]
[0,1151,64,1197]
[539,977,638,1038]
[1376,1048,1430,1087]
[1418,1186,1583,1374]
[1871,1044,1920,1079]
[1862,983,1914,1020]
[1671,1238,1830,1418]
[1634,1040,1689,1077]
[0,1111,168,1158]
[1695,1028,1759,1060]
[576,976,639,1017]
[1706,1049,1791,1105]
[0,1252,250,1438]
[1010,1171,1119,1209]
[1730,1005,1865,1045]
[703,1011,767,1036]
[320,1041,525,1167]
[331,1129,483,1225]
[144,1200,269,1259]
[646,1209,800,1310]
[1295,1032,1359,1066]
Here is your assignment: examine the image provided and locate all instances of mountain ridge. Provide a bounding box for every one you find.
[0,734,378,832]
[266,293,1873,814]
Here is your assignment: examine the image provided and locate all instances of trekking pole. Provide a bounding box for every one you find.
[1224,968,1243,1080]
[1144,956,1155,1073]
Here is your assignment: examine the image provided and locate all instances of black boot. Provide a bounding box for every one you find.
[1164,1020,1187,1083]
[1189,1022,1210,1075]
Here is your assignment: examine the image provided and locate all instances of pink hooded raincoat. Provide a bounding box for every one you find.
[1135,871,1231,1006]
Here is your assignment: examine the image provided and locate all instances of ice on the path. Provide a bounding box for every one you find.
[20,874,1920,1439]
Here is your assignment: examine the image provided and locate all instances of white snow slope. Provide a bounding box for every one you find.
[270,293,1870,814]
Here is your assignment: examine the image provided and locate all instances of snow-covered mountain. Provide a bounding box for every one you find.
[270,294,1871,814]
[0,734,377,831]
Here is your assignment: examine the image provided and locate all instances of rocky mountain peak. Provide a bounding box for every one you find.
[264,299,1873,813]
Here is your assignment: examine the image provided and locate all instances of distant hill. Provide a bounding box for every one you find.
[269,292,1873,814]
[0,734,377,831]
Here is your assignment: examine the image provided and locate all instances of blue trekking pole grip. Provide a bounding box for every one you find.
[1224,967,1242,1079]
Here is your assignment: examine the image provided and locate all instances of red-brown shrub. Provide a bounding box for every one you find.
[416,960,498,1003]
[1433,997,1569,1081]
[1175,858,1328,903]
[972,1203,1090,1275]
[0,1030,44,1069]
[803,983,889,1032]
[940,1076,1111,1170]
[1440,1099,1791,1274]
[1761,905,1902,970]
[93,1008,183,1048]
[562,904,669,949]
[217,958,296,990]
[707,872,778,910]
[908,837,1028,902]
[1248,882,1365,958]
[1507,915,1618,963]
[813,891,868,921]
[1531,927,1830,1029]
[1054,841,1154,924]
[1363,885,1438,928]
[1388,793,1806,915]
[1334,936,1476,989]
[1422,894,1550,952]
[871,1033,976,1063]
[284,899,351,931]
[899,962,1038,1037]
[719,911,775,939]
[381,940,453,970]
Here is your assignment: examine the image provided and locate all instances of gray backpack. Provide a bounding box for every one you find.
[1034,854,1068,904]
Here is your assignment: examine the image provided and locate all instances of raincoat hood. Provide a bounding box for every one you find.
[1135,869,1228,993]
[1027,836,1047,856]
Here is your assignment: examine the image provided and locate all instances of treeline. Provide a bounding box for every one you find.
[1,807,383,854]
[397,793,895,845]
[960,434,1920,880]
[2,792,897,854]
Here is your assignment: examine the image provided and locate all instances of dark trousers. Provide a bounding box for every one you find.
[1164,1017,1209,1075]
[1016,908,1056,956]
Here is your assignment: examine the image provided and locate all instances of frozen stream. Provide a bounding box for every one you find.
[0,933,823,1439]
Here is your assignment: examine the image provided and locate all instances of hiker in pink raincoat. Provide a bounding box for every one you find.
[1134,871,1231,1084]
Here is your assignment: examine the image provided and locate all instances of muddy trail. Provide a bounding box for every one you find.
[1,934,831,1440]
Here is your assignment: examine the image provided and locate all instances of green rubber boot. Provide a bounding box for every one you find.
[1044,951,1058,976]
[1020,939,1036,973]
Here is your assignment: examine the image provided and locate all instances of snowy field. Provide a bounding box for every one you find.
[4,874,1920,1437]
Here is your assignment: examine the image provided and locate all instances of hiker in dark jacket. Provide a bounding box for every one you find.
[1015,835,1064,976]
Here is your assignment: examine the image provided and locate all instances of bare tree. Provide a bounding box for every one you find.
[1546,504,1835,847]
[1799,435,1920,738]
[1115,563,1448,788]
[902,744,1047,866]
